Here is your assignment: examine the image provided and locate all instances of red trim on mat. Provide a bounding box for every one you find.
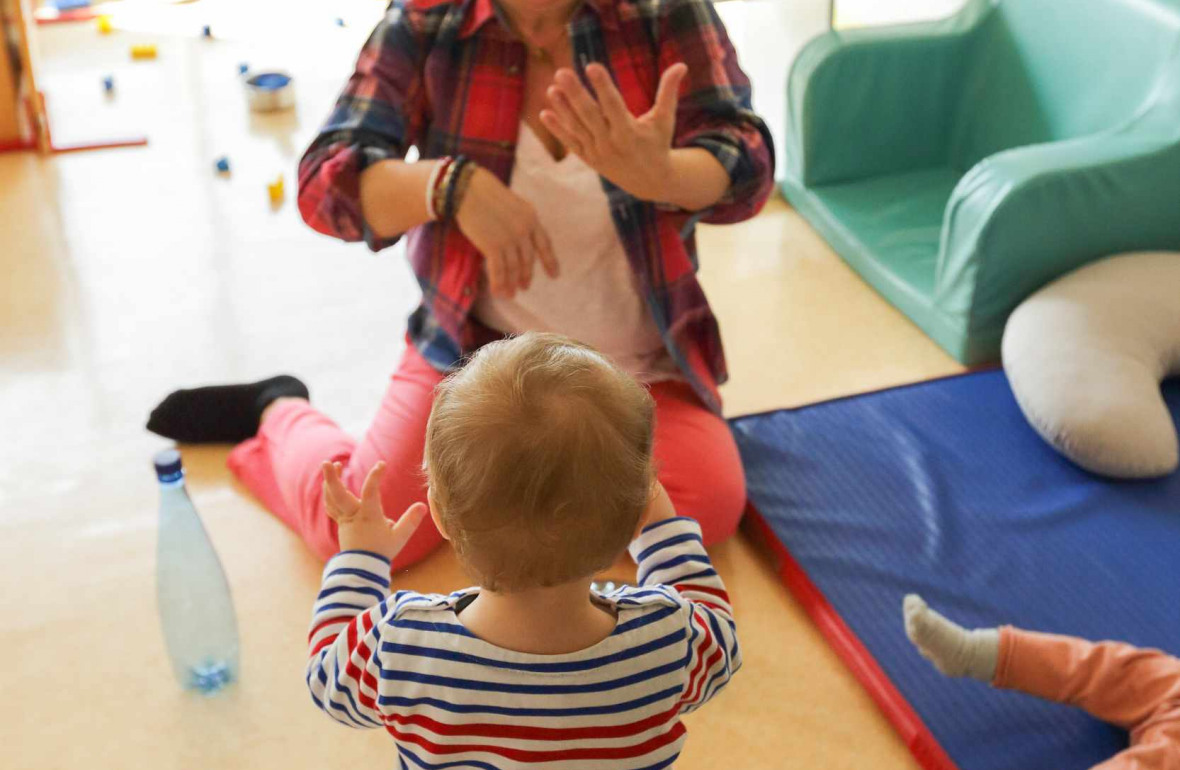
[743,504,958,770]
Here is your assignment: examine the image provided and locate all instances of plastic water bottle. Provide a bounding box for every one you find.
[154,449,240,694]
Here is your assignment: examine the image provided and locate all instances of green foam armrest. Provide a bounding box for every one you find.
[937,72,1180,341]
[786,0,991,188]
[783,0,1180,364]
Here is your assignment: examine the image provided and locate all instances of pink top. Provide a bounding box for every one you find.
[473,124,678,382]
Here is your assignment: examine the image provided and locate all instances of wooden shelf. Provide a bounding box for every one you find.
[1,0,48,151]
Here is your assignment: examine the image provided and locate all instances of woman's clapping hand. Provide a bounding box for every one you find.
[455,166,559,299]
[541,63,688,204]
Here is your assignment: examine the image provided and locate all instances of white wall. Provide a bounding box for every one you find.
[716,0,831,179]
[715,0,971,179]
[834,0,968,27]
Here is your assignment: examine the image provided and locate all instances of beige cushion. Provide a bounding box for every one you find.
[1002,252,1180,479]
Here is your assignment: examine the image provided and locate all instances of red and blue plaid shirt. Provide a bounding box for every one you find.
[298,0,774,413]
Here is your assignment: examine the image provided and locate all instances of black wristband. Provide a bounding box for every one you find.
[442,155,470,221]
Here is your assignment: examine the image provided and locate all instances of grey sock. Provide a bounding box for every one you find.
[903,594,999,682]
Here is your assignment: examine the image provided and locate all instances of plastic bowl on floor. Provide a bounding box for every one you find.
[245,71,294,112]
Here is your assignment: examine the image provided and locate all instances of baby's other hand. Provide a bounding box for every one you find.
[322,461,428,562]
[637,483,684,537]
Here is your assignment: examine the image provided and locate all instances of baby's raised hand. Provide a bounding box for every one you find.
[321,461,428,562]
[632,481,678,543]
[645,481,678,525]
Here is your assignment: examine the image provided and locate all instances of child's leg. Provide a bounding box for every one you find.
[995,628,1180,738]
[903,595,1001,681]
[649,380,746,545]
[904,599,1180,770]
[228,345,445,567]
[1089,729,1179,770]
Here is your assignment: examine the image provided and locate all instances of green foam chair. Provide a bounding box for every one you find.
[782,0,1180,364]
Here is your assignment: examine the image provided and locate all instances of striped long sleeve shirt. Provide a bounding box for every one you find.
[306,517,740,768]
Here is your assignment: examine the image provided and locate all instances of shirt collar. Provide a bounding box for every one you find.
[458,0,616,40]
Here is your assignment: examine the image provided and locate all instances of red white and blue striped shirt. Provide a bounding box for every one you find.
[307,517,739,768]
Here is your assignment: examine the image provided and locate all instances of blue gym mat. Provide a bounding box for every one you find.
[730,371,1180,770]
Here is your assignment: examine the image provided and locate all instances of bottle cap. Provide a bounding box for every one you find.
[154,449,184,482]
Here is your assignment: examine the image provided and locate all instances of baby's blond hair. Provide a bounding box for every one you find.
[424,333,656,593]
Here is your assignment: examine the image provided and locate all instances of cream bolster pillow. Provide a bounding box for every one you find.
[1002,252,1180,479]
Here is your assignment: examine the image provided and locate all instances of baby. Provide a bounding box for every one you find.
[905,595,1180,769]
[306,333,739,767]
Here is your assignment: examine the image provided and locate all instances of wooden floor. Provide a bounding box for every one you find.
[1,6,963,769]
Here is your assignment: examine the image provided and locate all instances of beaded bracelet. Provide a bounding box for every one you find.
[447,159,479,221]
[429,156,457,221]
[441,155,471,222]
[424,156,453,221]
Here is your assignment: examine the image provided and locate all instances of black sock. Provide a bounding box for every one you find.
[146,375,309,444]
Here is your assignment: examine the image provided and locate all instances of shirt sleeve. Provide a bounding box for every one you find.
[657,0,776,225]
[629,517,741,714]
[297,1,428,251]
[306,550,401,729]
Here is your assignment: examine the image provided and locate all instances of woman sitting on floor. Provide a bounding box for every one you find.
[147,0,774,568]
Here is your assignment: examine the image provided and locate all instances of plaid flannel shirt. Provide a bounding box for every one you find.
[297,0,774,413]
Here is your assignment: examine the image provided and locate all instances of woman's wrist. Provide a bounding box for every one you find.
[655,148,731,211]
[425,157,454,220]
[360,159,438,239]
[427,156,480,223]
[446,158,479,221]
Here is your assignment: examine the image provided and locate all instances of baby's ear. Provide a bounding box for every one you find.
[426,487,451,541]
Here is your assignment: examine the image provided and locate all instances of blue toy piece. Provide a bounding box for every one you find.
[102,75,114,93]
[238,63,249,75]
[335,17,346,27]
[249,72,291,90]
[214,157,230,174]
[202,25,212,38]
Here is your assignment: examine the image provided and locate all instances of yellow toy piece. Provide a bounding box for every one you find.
[97,15,113,34]
[267,175,285,204]
[130,44,158,60]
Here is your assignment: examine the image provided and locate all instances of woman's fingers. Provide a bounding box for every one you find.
[586,64,631,135]
[545,88,594,153]
[516,237,535,287]
[651,63,688,129]
[514,241,533,291]
[540,108,584,157]
[500,247,520,297]
[485,246,507,297]
[532,224,559,279]
[553,70,608,141]
[462,171,555,297]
